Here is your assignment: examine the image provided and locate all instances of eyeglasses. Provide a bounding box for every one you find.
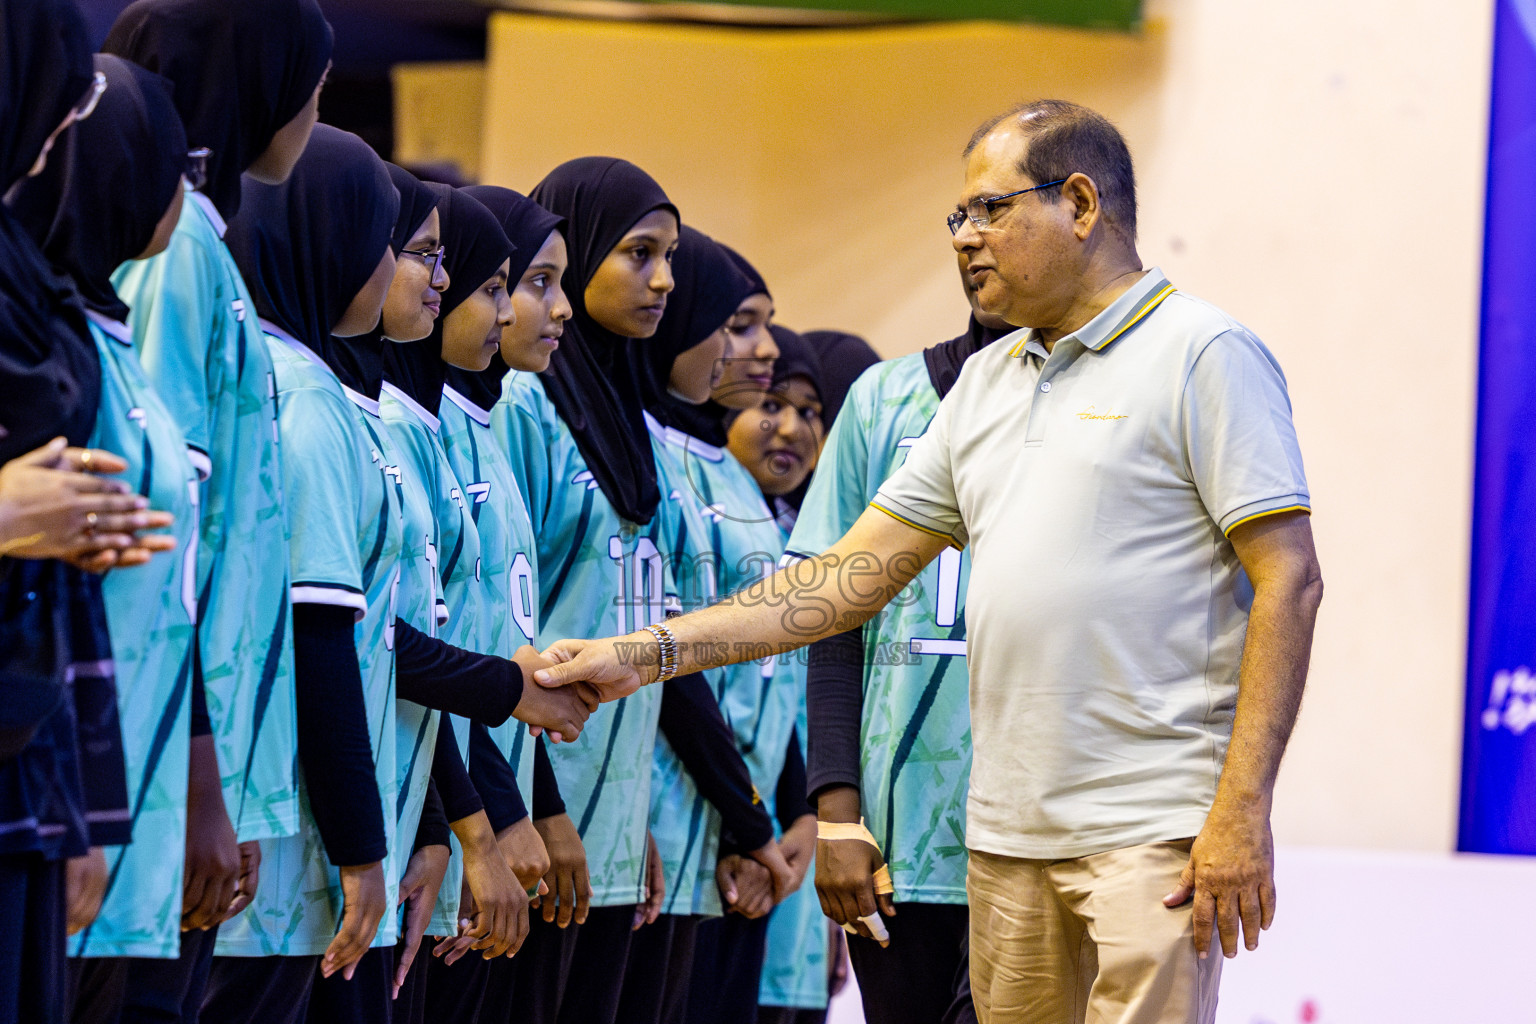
[947,178,1068,235]
[401,244,446,277]
[185,147,211,192]
[72,72,108,124]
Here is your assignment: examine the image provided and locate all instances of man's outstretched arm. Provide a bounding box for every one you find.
[535,507,952,701]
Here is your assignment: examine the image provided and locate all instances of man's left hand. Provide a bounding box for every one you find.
[1163,804,1275,959]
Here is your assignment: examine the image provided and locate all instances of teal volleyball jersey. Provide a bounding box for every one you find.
[379,383,454,917]
[216,327,405,956]
[438,386,544,933]
[643,415,801,916]
[494,372,668,908]
[112,189,297,842]
[440,386,538,799]
[786,354,971,904]
[74,314,199,959]
[760,706,829,1009]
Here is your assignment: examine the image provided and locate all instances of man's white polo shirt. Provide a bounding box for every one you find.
[872,268,1309,860]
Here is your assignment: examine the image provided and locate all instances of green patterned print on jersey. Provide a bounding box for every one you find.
[644,415,801,916]
[760,702,829,1010]
[494,372,669,908]
[786,353,971,904]
[112,188,298,843]
[73,314,199,959]
[216,328,404,956]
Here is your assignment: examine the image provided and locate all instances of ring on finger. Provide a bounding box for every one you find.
[84,510,98,533]
[79,449,93,470]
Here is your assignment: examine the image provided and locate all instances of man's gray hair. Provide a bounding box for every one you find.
[964,99,1137,240]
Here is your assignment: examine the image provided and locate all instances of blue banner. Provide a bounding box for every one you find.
[1460,0,1536,854]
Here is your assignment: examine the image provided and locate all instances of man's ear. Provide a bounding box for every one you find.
[1065,172,1102,239]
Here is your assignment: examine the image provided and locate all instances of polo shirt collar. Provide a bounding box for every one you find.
[1009,267,1176,357]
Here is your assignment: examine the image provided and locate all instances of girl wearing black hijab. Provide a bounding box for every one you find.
[420,185,570,1019]
[428,185,592,1021]
[783,267,1001,1024]
[727,326,833,532]
[210,123,402,1022]
[618,226,790,1024]
[495,156,684,1024]
[657,243,780,451]
[375,182,529,1005]
[7,49,204,1018]
[102,5,335,927]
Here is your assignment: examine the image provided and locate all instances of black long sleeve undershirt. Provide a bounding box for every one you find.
[775,727,814,831]
[531,736,565,821]
[468,722,528,832]
[660,672,774,857]
[189,640,212,738]
[292,603,387,867]
[805,626,866,801]
[430,714,484,824]
[414,781,449,852]
[394,619,522,725]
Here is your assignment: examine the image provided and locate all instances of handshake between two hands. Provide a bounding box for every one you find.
[509,631,666,743]
[508,634,644,744]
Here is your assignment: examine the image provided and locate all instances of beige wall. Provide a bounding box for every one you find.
[393,61,487,179]
[463,0,1493,851]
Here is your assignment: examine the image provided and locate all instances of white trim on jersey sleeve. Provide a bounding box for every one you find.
[186,445,213,482]
[291,585,368,622]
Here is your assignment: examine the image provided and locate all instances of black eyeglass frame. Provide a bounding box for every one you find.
[947,178,1069,236]
[400,244,447,277]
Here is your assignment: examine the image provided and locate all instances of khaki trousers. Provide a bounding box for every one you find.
[967,839,1221,1024]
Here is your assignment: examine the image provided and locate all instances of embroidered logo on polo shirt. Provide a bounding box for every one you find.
[1076,405,1128,421]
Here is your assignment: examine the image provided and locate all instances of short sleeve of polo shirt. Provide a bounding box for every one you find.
[1182,329,1310,535]
[870,391,966,548]
[280,385,368,618]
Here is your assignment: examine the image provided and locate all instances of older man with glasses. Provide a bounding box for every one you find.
[534,98,1323,1024]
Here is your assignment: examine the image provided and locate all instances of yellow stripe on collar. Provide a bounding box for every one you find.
[1093,283,1178,351]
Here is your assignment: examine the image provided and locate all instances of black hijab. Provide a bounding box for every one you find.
[0,0,99,461]
[381,183,513,419]
[528,157,678,526]
[447,185,565,414]
[722,243,769,302]
[103,0,334,221]
[633,226,755,437]
[923,315,1013,399]
[655,241,770,449]
[225,124,398,390]
[9,55,187,325]
[803,330,880,430]
[769,325,823,402]
[761,324,826,516]
[327,162,440,401]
